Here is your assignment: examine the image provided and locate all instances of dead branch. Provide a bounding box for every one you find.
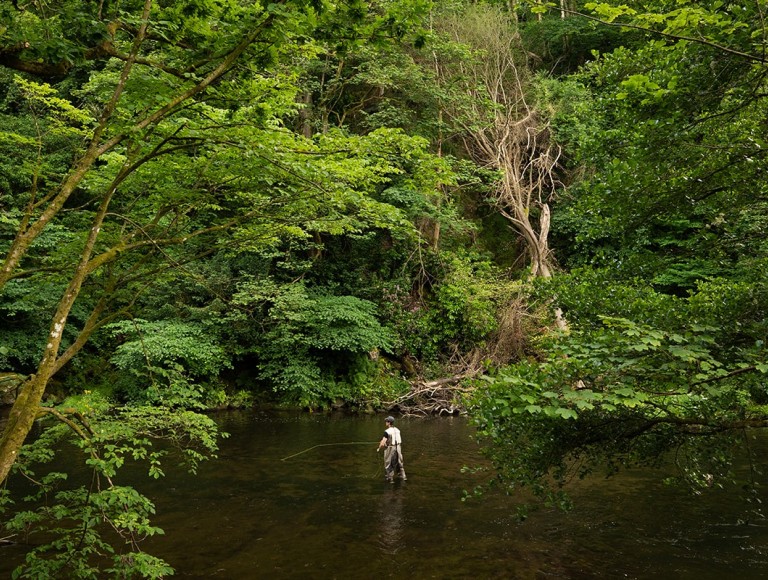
[383,371,479,417]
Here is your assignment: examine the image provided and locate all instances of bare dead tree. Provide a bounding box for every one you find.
[387,6,571,415]
[436,5,563,282]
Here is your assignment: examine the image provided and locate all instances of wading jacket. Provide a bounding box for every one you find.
[384,426,402,447]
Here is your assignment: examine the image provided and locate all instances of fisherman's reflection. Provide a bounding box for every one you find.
[377,485,405,554]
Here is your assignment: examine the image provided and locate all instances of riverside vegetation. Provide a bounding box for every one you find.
[1,0,768,576]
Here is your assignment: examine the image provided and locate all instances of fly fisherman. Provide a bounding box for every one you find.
[377,416,406,482]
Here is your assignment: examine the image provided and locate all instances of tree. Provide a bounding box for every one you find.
[0,0,326,486]
[551,11,767,290]
[2,393,222,577]
[469,0,768,509]
[470,271,768,510]
[1,2,462,573]
[0,0,448,478]
[434,4,565,279]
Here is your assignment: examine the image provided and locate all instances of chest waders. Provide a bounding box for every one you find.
[383,427,406,482]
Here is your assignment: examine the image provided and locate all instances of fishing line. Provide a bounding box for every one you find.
[280,441,377,461]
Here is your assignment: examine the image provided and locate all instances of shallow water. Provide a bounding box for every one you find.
[2,411,768,578]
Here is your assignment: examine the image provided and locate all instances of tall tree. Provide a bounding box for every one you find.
[434,5,564,279]
[0,0,312,485]
[1,0,463,574]
[470,0,768,509]
[0,0,443,483]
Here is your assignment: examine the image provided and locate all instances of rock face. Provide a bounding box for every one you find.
[0,373,23,406]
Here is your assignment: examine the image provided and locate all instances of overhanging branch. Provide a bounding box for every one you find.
[540,2,768,65]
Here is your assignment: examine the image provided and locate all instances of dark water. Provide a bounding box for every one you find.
[3,411,768,578]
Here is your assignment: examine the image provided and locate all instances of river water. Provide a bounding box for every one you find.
[2,410,768,578]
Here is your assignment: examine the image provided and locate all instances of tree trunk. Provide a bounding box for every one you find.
[436,6,561,282]
[299,92,313,139]
[0,0,269,292]
[0,156,118,484]
[0,375,49,483]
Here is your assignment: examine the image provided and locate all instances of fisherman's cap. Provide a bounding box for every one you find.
[385,416,395,423]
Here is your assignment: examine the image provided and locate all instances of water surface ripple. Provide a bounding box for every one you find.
[2,411,768,579]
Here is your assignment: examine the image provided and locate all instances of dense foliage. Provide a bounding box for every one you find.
[469,0,768,511]
[2,0,768,574]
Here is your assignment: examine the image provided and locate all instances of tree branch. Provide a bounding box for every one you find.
[551,4,768,65]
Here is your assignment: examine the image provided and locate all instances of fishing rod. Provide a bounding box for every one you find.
[280,441,378,461]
